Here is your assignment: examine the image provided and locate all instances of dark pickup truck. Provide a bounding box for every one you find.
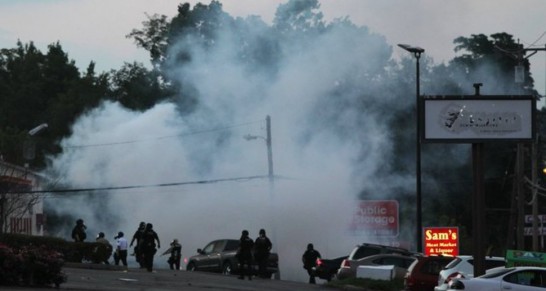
[314,256,348,281]
[186,239,279,278]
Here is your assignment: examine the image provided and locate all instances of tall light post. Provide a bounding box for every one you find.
[398,44,424,252]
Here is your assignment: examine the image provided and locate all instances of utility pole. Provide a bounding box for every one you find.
[496,44,546,251]
[243,115,277,278]
[266,115,274,186]
[532,141,539,251]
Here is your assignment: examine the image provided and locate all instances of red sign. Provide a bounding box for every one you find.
[349,200,399,236]
[424,227,459,256]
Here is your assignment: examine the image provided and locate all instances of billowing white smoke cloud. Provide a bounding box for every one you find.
[45,2,414,282]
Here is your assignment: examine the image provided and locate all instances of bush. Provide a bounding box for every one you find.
[0,243,24,285]
[0,233,113,287]
[0,233,112,264]
[0,242,66,287]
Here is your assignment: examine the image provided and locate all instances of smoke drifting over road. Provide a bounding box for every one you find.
[43,0,485,281]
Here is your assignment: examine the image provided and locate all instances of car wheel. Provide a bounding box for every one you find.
[186,262,196,271]
[222,262,233,275]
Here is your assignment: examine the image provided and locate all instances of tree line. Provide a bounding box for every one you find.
[0,0,544,252]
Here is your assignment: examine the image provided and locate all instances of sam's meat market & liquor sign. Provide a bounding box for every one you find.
[424,227,459,256]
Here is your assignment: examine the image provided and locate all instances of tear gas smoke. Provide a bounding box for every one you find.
[43,1,507,282]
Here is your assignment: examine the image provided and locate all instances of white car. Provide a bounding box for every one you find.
[447,266,546,290]
[435,255,505,291]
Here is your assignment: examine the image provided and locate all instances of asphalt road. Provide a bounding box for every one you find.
[3,264,338,291]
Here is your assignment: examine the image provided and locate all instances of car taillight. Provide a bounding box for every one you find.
[405,275,415,287]
[316,258,323,266]
[445,272,464,284]
[341,259,350,268]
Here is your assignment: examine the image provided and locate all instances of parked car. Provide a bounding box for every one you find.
[336,243,415,280]
[435,255,506,291]
[447,266,546,290]
[186,239,279,278]
[337,253,417,280]
[314,256,348,281]
[404,255,455,291]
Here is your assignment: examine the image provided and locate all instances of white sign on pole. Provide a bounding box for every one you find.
[422,96,535,142]
[525,215,546,224]
[524,227,546,236]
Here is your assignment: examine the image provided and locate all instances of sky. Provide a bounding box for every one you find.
[2,0,546,282]
[0,0,545,96]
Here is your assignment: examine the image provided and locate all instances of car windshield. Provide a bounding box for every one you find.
[202,242,215,254]
[478,267,514,278]
[443,257,462,270]
[406,259,419,272]
[212,241,225,252]
[352,247,381,260]
[422,258,452,275]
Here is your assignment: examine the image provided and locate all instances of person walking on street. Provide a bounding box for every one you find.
[71,219,87,242]
[141,223,160,272]
[237,230,254,280]
[302,243,321,284]
[254,229,272,278]
[130,222,146,268]
[95,232,112,264]
[161,239,182,270]
[114,231,129,269]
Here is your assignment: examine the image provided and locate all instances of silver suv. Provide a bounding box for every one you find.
[337,243,414,280]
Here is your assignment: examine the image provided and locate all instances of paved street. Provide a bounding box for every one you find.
[3,264,337,291]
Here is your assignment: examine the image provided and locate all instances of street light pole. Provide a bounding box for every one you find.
[243,115,274,184]
[24,123,49,169]
[398,44,425,253]
[243,115,277,278]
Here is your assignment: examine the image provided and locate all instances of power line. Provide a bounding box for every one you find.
[64,120,264,149]
[524,30,546,49]
[7,175,273,194]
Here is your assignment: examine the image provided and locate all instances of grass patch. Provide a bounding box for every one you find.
[326,278,404,291]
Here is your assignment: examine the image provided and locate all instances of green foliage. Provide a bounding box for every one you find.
[0,236,66,287]
[0,41,110,167]
[108,62,169,111]
[450,33,535,95]
[126,13,170,67]
[0,233,112,265]
[273,0,325,35]
[0,39,166,168]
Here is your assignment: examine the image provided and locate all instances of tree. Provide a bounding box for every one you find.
[450,33,536,95]
[273,0,325,36]
[0,164,43,235]
[0,41,110,167]
[126,13,170,69]
[108,62,170,111]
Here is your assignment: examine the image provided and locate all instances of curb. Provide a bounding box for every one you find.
[63,262,126,271]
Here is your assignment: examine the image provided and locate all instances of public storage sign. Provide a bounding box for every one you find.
[424,227,459,256]
[349,200,399,237]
